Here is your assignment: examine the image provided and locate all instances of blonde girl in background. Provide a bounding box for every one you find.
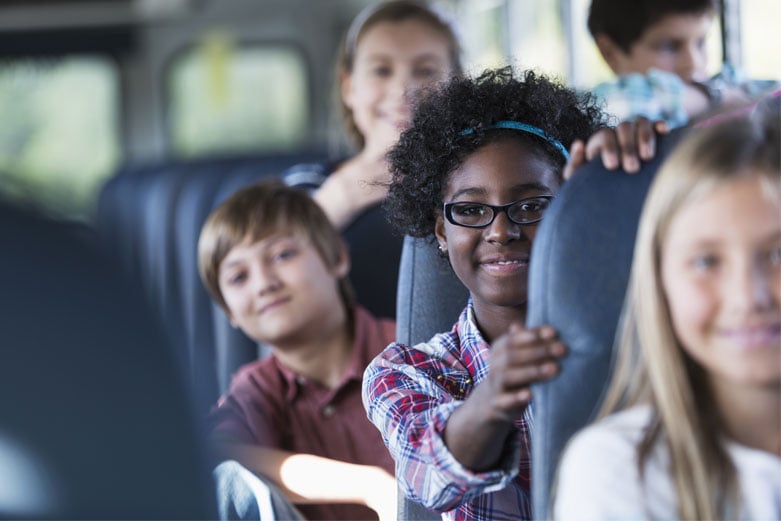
[284,0,462,319]
[554,101,781,520]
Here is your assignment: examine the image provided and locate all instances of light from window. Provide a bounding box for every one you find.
[0,56,119,219]
[169,34,308,158]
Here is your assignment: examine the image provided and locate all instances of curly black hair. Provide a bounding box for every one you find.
[385,66,606,238]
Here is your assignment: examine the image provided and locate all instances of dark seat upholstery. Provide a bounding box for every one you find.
[526,129,686,520]
[0,200,215,519]
[96,151,326,417]
[394,235,468,520]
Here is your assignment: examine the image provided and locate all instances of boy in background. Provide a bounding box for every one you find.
[198,179,396,521]
[588,0,776,128]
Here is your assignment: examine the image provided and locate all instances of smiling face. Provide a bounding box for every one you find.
[600,11,712,82]
[661,173,781,391]
[434,138,561,330]
[341,18,454,154]
[218,233,349,347]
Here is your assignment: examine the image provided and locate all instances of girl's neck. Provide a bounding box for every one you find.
[710,379,781,456]
[472,298,527,344]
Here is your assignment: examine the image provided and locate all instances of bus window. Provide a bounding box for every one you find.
[456,0,507,72]
[458,0,569,78]
[0,56,119,219]
[168,34,309,159]
[507,0,568,80]
[741,0,781,81]
[457,0,727,89]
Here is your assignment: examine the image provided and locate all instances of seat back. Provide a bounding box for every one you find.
[394,235,468,520]
[96,151,326,417]
[0,201,215,519]
[526,130,686,520]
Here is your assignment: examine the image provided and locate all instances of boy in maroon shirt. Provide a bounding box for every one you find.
[198,179,396,520]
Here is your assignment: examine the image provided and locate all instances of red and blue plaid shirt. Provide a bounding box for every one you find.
[362,302,533,521]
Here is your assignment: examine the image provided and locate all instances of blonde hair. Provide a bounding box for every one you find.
[601,104,780,520]
[335,0,463,150]
[198,179,355,316]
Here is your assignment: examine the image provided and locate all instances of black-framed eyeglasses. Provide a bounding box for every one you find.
[443,196,554,228]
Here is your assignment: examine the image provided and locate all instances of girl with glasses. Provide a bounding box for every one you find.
[362,66,606,521]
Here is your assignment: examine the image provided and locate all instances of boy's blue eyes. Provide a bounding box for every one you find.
[273,248,297,261]
[222,247,299,286]
[653,38,706,54]
[655,41,681,53]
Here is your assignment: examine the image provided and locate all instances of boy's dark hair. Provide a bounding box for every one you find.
[587,0,718,53]
[198,179,355,315]
[385,66,605,238]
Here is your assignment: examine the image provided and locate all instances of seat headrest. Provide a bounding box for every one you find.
[526,129,686,520]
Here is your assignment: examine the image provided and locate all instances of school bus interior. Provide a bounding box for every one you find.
[0,0,778,518]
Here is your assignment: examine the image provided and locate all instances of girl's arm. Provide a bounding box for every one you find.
[214,442,397,521]
[314,154,389,229]
[444,324,565,471]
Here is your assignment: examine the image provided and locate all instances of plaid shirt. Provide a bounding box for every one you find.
[593,68,690,129]
[593,65,780,131]
[362,302,533,521]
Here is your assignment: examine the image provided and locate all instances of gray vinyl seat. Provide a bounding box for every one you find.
[394,235,468,520]
[526,129,686,520]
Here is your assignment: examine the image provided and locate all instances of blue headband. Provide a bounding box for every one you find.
[459,120,570,161]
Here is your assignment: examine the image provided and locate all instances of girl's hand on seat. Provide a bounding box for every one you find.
[563,118,669,179]
[481,323,567,423]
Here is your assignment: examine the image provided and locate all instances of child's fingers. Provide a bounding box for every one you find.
[585,129,619,170]
[503,340,567,366]
[563,139,586,180]
[506,322,556,341]
[498,359,561,389]
[636,117,657,161]
[492,388,533,412]
[615,121,640,173]
[653,119,670,135]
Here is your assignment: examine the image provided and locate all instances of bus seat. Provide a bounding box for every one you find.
[95,162,160,281]
[526,129,686,520]
[0,200,215,519]
[96,150,327,418]
[395,235,468,520]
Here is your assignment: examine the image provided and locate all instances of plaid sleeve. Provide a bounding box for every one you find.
[593,68,689,129]
[363,341,520,512]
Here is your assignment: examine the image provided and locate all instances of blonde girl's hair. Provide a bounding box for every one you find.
[335,0,463,150]
[600,102,780,520]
